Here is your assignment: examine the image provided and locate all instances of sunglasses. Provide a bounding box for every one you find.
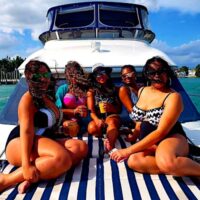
[95,70,107,78]
[122,72,135,79]
[31,72,51,82]
[146,69,167,76]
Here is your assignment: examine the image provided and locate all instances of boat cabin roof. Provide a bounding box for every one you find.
[39,1,155,44]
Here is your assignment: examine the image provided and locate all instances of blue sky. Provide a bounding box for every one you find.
[0,0,200,68]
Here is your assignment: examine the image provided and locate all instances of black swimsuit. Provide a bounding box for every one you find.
[129,87,186,139]
[5,107,63,150]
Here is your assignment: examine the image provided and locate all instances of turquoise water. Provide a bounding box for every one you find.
[179,78,200,113]
[0,78,200,113]
[0,84,16,112]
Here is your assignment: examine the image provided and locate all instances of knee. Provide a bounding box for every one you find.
[54,150,72,171]
[76,140,88,158]
[88,123,96,134]
[71,140,88,158]
[156,156,177,174]
[127,154,142,171]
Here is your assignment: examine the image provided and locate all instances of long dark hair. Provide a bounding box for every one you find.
[65,61,90,98]
[143,56,175,87]
[25,60,55,108]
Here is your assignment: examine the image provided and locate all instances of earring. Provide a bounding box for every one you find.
[169,78,172,86]
[147,80,151,86]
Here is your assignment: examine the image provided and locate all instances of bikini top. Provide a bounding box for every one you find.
[129,87,172,126]
[63,92,86,109]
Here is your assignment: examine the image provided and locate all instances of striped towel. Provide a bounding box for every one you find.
[0,135,200,200]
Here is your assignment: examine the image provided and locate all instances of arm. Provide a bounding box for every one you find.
[111,92,183,162]
[119,86,133,113]
[87,90,104,127]
[18,92,39,181]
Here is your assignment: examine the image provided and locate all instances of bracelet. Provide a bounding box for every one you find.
[129,111,134,120]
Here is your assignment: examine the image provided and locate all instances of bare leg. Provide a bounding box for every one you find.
[127,146,161,174]
[87,121,102,137]
[1,136,72,193]
[156,134,200,176]
[57,138,88,166]
[105,116,121,152]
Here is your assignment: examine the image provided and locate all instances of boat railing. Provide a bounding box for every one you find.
[39,27,155,44]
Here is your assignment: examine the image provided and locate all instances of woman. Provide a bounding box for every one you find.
[119,65,138,113]
[110,56,200,176]
[55,61,89,136]
[87,63,121,152]
[119,65,139,141]
[0,60,88,193]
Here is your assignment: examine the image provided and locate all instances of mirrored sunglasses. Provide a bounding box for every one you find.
[95,70,107,78]
[31,72,51,82]
[122,72,135,79]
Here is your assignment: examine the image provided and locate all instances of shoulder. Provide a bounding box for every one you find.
[138,86,149,96]
[119,85,130,94]
[166,91,182,103]
[164,91,183,111]
[18,91,35,112]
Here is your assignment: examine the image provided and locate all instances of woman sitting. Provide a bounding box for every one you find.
[87,63,121,152]
[0,60,88,193]
[119,65,139,141]
[55,61,89,136]
[110,56,200,177]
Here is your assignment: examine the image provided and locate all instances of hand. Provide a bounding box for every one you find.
[104,102,114,113]
[95,118,105,129]
[74,105,88,118]
[110,148,131,163]
[22,165,40,183]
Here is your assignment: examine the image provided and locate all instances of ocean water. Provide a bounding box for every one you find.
[0,78,200,113]
[0,84,16,112]
[179,78,200,113]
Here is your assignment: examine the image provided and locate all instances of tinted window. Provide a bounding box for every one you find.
[55,6,94,28]
[99,5,139,27]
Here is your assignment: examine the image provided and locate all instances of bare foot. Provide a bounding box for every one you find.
[0,174,7,193]
[18,181,31,194]
[104,138,114,153]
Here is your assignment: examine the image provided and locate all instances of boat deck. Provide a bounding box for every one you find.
[1,126,200,200]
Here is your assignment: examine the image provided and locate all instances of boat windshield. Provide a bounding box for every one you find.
[55,5,95,28]
[39,2,155,43]
[98,4,138,27]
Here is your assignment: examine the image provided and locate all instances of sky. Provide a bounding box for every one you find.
[0,0,200,68]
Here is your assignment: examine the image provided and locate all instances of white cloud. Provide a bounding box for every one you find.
[0,32,18,49]
[1,0,199,37]
[152,39,200,68]
[132,0,200,13]
[0,0,200,67]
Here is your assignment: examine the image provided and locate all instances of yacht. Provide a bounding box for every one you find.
[0,0,200,199]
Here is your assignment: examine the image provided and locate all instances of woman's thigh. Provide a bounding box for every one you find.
[156,134,189,162]
[6,136,69,166]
